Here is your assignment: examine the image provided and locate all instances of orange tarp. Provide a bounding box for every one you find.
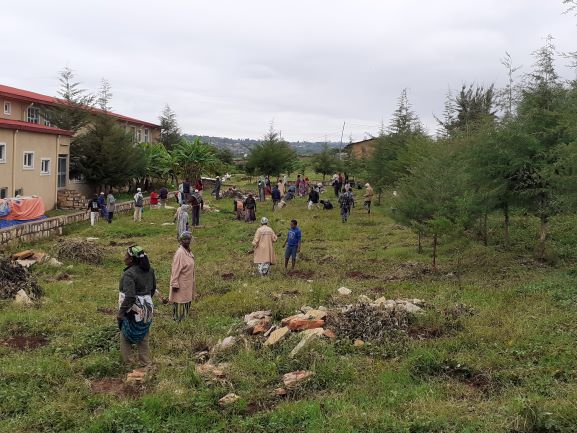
[2,197,46,221]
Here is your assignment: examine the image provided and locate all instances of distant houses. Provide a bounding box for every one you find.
[345,137,377,159]
[0,84,160,210]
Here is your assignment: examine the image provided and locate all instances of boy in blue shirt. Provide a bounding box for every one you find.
[283,219,302,271]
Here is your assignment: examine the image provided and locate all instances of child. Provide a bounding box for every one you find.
[283,219,302,271]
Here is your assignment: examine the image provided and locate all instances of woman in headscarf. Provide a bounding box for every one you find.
[117,245,156,367]
[174,203,190,238]
[169,231,196,321]
[252,217,278,276]
[244,193,257,223]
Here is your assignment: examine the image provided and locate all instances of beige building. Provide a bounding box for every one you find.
[0,84,161,210]
[345,137,377,159]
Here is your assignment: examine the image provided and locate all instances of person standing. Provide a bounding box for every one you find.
[283,219,302,271]
[190,190,203,227]
[98,192,108,220]
[169,231,196,322]
[244,193,257,223]
[88,194,100,226]
[258,177,266,202]
[332,173,340,197]
[213,176,222,200]
[133,188,144,222]
[278,178,285,195]
[174,204,190,238]
[265,176,271,197]
[338,186,354,223]
[183,179,191,202]
[150,190,159,209]
[252,217,278,276]
[363,183,374,214]
[106,191,116,224]
[117,245,156,367]
[308,187,320,210]
[159,186,168,208]
[271,185,281,211]
[195,178,203,195]
[295,175,302,197]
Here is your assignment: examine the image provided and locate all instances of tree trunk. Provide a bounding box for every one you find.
[432,234,438,271]
[503,204,510,249]
[538,214,548,261]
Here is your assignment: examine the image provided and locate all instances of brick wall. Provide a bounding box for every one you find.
[0,196,152,250]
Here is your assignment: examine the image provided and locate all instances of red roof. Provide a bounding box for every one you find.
[0,118,74,136]
[0,84,160,129]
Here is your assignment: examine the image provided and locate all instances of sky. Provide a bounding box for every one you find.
[1,1,576,142]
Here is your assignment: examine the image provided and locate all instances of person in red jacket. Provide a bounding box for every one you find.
[195,178,203,194]
[150,191,159,208]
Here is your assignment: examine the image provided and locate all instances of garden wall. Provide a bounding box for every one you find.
[0,197,151,250]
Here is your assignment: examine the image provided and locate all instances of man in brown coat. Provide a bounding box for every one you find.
[252,217,278,276]
[363,183,374,214]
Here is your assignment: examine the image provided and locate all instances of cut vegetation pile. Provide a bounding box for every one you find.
[56,238,104,264]
[0,255,43,299]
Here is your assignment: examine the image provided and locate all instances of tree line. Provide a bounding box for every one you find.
[354,36,577,267]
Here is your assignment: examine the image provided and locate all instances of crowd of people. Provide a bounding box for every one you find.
[107,172,374,370]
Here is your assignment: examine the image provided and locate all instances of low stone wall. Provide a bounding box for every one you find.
[57,189,88,210]
[0,196,151,250]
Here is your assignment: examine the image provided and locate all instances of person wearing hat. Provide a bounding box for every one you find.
[169,231,196,321]
[118,245,156,367]
[133,188,144,222]
[363,183,374,214]
[252,217,278,276]
[87,194,100,226]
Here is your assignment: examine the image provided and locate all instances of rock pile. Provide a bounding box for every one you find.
[57,189,87,210]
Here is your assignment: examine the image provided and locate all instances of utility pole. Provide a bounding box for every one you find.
[339,121,346,159]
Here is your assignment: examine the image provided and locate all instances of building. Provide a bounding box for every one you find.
[345,137,377,159]
[0,84,161,210]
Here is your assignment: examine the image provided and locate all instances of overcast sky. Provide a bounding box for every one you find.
[2,1,576,142]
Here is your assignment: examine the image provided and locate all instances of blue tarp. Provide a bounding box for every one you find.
[0,216,47,229]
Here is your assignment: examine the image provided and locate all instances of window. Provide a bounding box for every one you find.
[23,151,34,169]
[15,188,23,197]
[0,187,7,199]
[27,107,40,124]
[130,126,136,142]
[57,155,67,188]
[40,158,51,175]
[144,128,150,143]
[3,101,11,115]
[0,143,5,163]
[136,128,142,143]
[44,118,51,127]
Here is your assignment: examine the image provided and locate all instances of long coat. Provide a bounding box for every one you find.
[252,225,278,264]
[169,246,196,304]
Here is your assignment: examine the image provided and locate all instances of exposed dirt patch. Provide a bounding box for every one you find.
[287,270,315,279]
[221,273,235,280]
[56,272,71,281]
[90,378,143,397]
[97,307,116,316]
[1,335,48,350]
[346,271,377,280]
[243,399,278,415]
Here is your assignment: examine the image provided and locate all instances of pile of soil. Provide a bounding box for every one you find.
[0,256,43,299]
[327,304,411,342]
[56,238,104,264]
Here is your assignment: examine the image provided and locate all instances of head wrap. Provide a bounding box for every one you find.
[137,188,142,192]
[179,231,192,241]
[127,245,145,258]
[261,217,269,225]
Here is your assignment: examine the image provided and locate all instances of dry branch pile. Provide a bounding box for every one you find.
[0,256,43,299]
[56,238,104,264]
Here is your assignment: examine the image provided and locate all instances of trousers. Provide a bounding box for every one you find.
[120,332,150,366]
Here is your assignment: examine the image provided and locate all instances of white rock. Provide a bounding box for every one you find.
[300,305,313,313]
[14,289,33,305]
[357,295,372,304]
[47,258,63,267]
[86,237,99,242]
[219,393,240,406]
[372,297,387,307]
[212,336,236,353]
[244,310,272,323]
[306,280,313,283]
[289,328,324,358]
[337,287,351,296]
[161,222,174,226]
[399,302,423,314]
[16,259,36,268]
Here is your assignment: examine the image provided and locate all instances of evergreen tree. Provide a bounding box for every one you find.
[498,52,522,120]
[97,78,113,112]
[73,115,142,190]
[388,89,422,135]
[43,67,95,133]
[311,144,342,180]
[159,105,181,150]
[245,125,297,177]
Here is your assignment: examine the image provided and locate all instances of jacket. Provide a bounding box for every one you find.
[118,265,157,320]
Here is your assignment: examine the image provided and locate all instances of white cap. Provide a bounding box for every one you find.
[261,217,269,225]
[137,188,141,192]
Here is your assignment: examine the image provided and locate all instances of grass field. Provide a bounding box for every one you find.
[2,176,577,433]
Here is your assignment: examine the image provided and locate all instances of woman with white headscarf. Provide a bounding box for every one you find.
[252,217,278,276]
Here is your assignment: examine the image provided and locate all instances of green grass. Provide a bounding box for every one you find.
[2,175,577,432]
